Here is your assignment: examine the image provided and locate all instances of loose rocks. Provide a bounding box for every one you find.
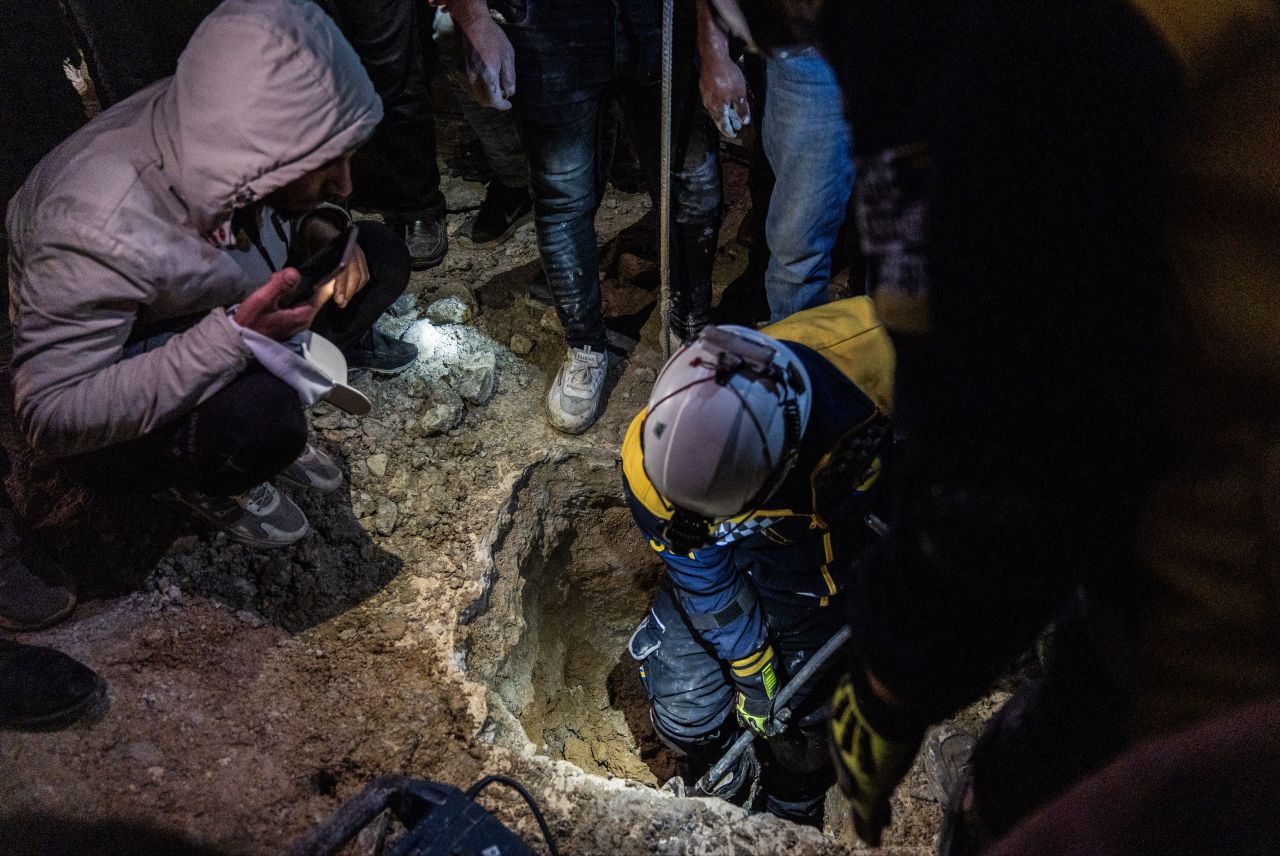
[456,352,497,406]
[425,296,474,325]
[510,333,534,356]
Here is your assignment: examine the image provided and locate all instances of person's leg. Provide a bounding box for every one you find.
[310,220,416,375]
[757,592,849,826]
[515,86,612,433]
[620,55,723,343]
[712,53,773,327]
[636,588,756,801]
[61,369,311,548]
[328,0,447,269]
[433,11,534,248]
[515,93,608,350]
[761,48,854,322]
[434,12,529,190]
[65,368,307,498]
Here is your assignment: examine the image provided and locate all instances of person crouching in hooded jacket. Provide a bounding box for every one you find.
[620,297,895,827]
[5,0,420,548]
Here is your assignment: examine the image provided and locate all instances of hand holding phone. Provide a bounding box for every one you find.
[235,268,317,342]
[281,224,359,309]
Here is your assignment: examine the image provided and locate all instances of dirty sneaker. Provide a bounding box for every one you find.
[343,329,419,375]
[277,443,343,493]
[546,346,607,435]
[923,721,976,807]
[458,181,533,249]
[164,482,310,548]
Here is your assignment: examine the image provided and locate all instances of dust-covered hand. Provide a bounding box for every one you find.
[829,671,925,847]
[233,268,323,341]
[458,12,516,110]
[700,55,751,140]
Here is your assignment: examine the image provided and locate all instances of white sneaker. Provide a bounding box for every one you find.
[277,443,343,493]
[545,346,607,435]
[164,482,311,548]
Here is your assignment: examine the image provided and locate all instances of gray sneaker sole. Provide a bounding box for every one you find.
[275,470,343,494]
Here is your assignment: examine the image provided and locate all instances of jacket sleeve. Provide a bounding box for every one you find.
[10,235,253,456]
[623,480,769,663]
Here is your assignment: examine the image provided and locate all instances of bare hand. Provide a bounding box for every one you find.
[700,56,751,140]
[235,268,325,341]
[328,244,369,309]
[461,15,516,110]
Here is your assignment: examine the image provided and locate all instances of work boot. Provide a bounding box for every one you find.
[546,346,608,435]
[458,181,533,249]
[923,722,976,806]
[343,329,419,375]
[0,640,106,732]
[276,442,343,493]
[163,482,310,548]
[663,743,760,808]
[526,269,553,308]
[388,210,448,271]
[0,513,75,632]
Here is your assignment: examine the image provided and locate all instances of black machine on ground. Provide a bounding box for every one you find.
[292,774,559,856]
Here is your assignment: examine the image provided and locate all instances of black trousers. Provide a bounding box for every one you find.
[325,0,444,217]
[62,222,409,497]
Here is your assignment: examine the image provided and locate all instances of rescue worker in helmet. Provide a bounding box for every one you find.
[621,296,894,826]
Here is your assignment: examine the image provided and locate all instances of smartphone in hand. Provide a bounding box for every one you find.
[282,224,358,308]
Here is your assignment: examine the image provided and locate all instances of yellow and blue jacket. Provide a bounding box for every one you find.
[621,297,896,663]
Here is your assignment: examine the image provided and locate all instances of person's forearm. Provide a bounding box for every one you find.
[696,0,732,66]
[447,0,490,31]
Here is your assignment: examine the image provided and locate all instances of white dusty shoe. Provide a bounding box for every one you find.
[545,346,607,435]
[164,482,310,548]
[277,442,343,493]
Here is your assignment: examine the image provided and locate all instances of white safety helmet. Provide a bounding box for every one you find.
[642,325,813,520]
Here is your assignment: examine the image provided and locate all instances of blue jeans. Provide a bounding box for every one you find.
[762,48,855,322]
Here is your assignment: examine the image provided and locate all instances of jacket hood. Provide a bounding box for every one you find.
[152,0,382,233]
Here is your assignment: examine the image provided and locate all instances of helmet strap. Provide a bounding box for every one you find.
[664,506,715,555]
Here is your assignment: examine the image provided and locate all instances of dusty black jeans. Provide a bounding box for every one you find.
[507,4,722,349]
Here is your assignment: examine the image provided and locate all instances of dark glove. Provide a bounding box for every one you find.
[731,644,780,737]
[829,670,925,846]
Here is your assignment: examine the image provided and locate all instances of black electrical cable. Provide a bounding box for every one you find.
[465,775,560,856]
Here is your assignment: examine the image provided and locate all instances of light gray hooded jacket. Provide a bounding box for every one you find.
[5,0,381,457]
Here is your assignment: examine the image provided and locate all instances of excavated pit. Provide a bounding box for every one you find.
[462,452,677,785]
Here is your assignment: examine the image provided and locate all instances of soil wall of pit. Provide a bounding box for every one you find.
[460,451,674,784]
